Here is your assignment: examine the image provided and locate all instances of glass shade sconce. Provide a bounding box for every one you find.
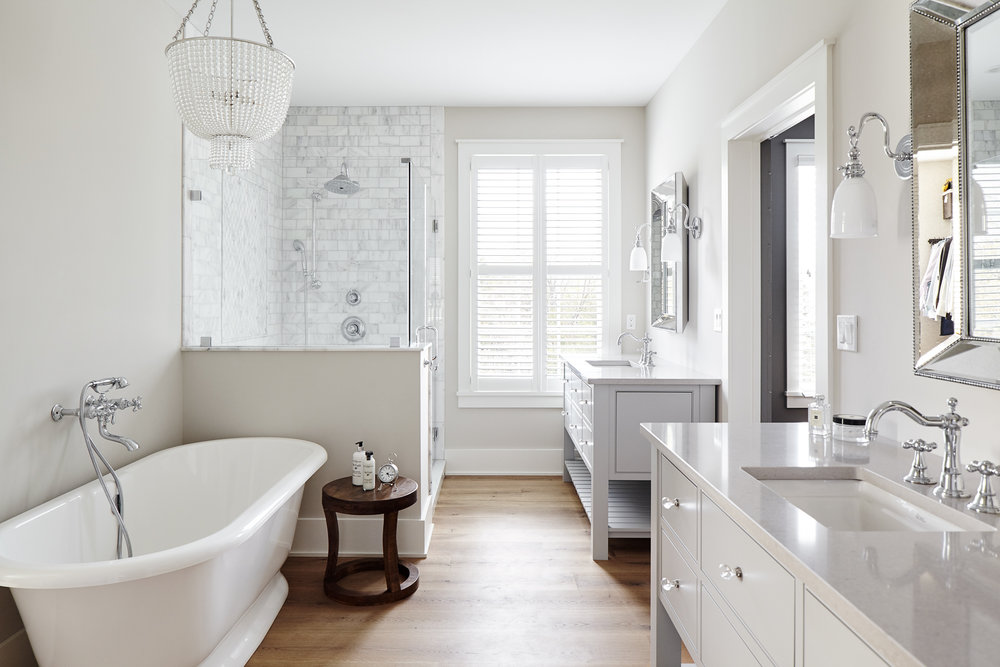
[830,112,913,238]
[630,223,651,280]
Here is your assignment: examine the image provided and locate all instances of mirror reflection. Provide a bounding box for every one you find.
[650,173,687,332]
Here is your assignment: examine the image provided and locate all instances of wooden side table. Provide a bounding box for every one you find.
[321,476,420,605]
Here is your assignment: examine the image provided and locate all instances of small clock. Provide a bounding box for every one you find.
[377,454,399,486]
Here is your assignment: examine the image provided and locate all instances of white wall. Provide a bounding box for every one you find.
[646,0,1000,459]
[443,107,646,473]
[0,0,184,661]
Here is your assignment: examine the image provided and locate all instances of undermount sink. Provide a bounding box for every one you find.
[743,466,994,533]
[585,359,634,367]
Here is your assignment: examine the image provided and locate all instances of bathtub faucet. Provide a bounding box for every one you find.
[52,379,143,451]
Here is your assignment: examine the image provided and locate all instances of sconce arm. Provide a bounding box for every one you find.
[850,111,913,165]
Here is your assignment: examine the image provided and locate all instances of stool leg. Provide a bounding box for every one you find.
[383,510,401,592]
[323,509,341,589]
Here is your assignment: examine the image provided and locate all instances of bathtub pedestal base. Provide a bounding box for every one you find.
[322,476,420,606]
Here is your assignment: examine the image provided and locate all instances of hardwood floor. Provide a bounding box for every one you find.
[249,475,654,665]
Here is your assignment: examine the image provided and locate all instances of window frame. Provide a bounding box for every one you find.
[457,140,622,408]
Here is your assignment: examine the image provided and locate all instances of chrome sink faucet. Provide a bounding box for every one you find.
[864,397,970,498]
[617,331,656,367]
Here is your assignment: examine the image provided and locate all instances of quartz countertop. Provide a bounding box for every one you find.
[642,422,1000,666]
[562,354,721,385]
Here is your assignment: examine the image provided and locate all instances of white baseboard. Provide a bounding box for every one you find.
[444,448,563,475]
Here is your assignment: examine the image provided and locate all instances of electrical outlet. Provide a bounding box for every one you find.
[626,314,636,330]
[713,309,723,333]
[837,315,858,352]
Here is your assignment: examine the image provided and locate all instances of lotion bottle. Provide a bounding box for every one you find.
[352,441,365,486]
[362,451,376,491]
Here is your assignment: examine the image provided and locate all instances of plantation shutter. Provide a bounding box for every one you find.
[470,153,607,393]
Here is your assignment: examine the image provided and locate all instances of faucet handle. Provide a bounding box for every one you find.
[966,460,1000,514]
[131,396,142,412]
[903,438,936,453]
[902,439,937,486]
[966,460,999,477]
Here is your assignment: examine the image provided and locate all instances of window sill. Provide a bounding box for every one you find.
[457,392,562,409]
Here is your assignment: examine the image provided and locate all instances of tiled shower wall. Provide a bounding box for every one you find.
[183,106,444,348]
[280,106,443,346]
[182,129,283,346]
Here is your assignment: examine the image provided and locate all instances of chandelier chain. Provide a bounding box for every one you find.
[251,0,274,47]
[171,0,203,41]
[202,0,220,35]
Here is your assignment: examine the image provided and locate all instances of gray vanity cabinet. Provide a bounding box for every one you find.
[561,356,718,560]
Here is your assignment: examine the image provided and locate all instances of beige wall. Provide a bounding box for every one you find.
[645,0,1000,458]
[443,107,646,473]
[0,0,185,661]
[181,349,432,555]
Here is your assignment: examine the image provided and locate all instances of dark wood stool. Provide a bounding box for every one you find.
[321,476,419,605]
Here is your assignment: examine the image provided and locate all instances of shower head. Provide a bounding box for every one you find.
[292,239,306,252]
[324,161,361,195]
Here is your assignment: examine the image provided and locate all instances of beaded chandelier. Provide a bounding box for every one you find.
[165,0,294,172]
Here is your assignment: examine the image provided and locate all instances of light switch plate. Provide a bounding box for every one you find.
[713,309,723,333]
[837,315,858,352]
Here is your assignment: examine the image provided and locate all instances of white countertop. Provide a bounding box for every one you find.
[562,354,721,385]
[642,422,1000,667]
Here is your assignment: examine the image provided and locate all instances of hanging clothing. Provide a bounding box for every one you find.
[920,237,953,321]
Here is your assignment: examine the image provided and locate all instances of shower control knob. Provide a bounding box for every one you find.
[132,396,142,411]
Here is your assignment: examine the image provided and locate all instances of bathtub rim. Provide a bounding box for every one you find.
[0,437,327,590]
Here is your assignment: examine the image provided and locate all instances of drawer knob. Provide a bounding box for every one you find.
[579,399,591,405]
[719,564,743,581]
[660,578,680,592]
[580,440,592,446]
[560,411,568,416]
[661,497,680,510]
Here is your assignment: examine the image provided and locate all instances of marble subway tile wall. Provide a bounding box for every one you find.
[280,106,444,347]
[182,129,283,346]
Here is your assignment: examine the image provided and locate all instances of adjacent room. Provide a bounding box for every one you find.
[3,0,1000,665]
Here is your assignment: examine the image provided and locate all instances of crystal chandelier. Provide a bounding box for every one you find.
[165,0,294,172]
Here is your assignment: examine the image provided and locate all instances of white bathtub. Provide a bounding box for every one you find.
[0,437,327,667]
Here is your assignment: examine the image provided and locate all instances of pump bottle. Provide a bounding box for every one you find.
[352,441,365,486]
[362,451,376,491]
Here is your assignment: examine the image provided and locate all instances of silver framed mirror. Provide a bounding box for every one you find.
[910,0,1000,389]
[650,172,688,332]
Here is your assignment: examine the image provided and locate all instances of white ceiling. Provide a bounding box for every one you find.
[163,0,728,107]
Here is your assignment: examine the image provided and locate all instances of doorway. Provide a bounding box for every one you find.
[761,116,815,422]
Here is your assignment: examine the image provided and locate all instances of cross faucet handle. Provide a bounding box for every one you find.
[966,460,999,477]
[966,460,1000,514]
[903,438,936,453]
[902,439,937,486]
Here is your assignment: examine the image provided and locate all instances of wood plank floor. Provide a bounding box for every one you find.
[248,476,656,665]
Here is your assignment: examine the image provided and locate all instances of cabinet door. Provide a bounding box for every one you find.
[804,591,887,666]
[615,391,693,473]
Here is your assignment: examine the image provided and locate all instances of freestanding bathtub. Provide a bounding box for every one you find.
[0,437,327,667]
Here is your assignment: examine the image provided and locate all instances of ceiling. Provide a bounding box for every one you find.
[162,0,728,107]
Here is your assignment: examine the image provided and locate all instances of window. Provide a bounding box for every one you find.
[785,141,817,406]
[458,141,621,407]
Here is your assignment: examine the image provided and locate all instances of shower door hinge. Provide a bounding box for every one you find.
[433,219,439,233]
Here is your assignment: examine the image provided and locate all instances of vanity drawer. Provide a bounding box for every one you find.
[700,583,763,667]
[701,495,794,667]
[658,455,698,560]
[658,527,698,656]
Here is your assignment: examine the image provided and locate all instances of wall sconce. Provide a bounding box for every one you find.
[666,202,702,241]
[630,223,650,273]
[830,112,913,239]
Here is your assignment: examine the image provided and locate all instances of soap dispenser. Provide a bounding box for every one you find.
[362,451,376,491]
[352,441,365,486]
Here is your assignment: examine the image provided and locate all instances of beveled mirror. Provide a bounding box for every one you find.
[911,0,1000,389]
[650,172,688,332]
